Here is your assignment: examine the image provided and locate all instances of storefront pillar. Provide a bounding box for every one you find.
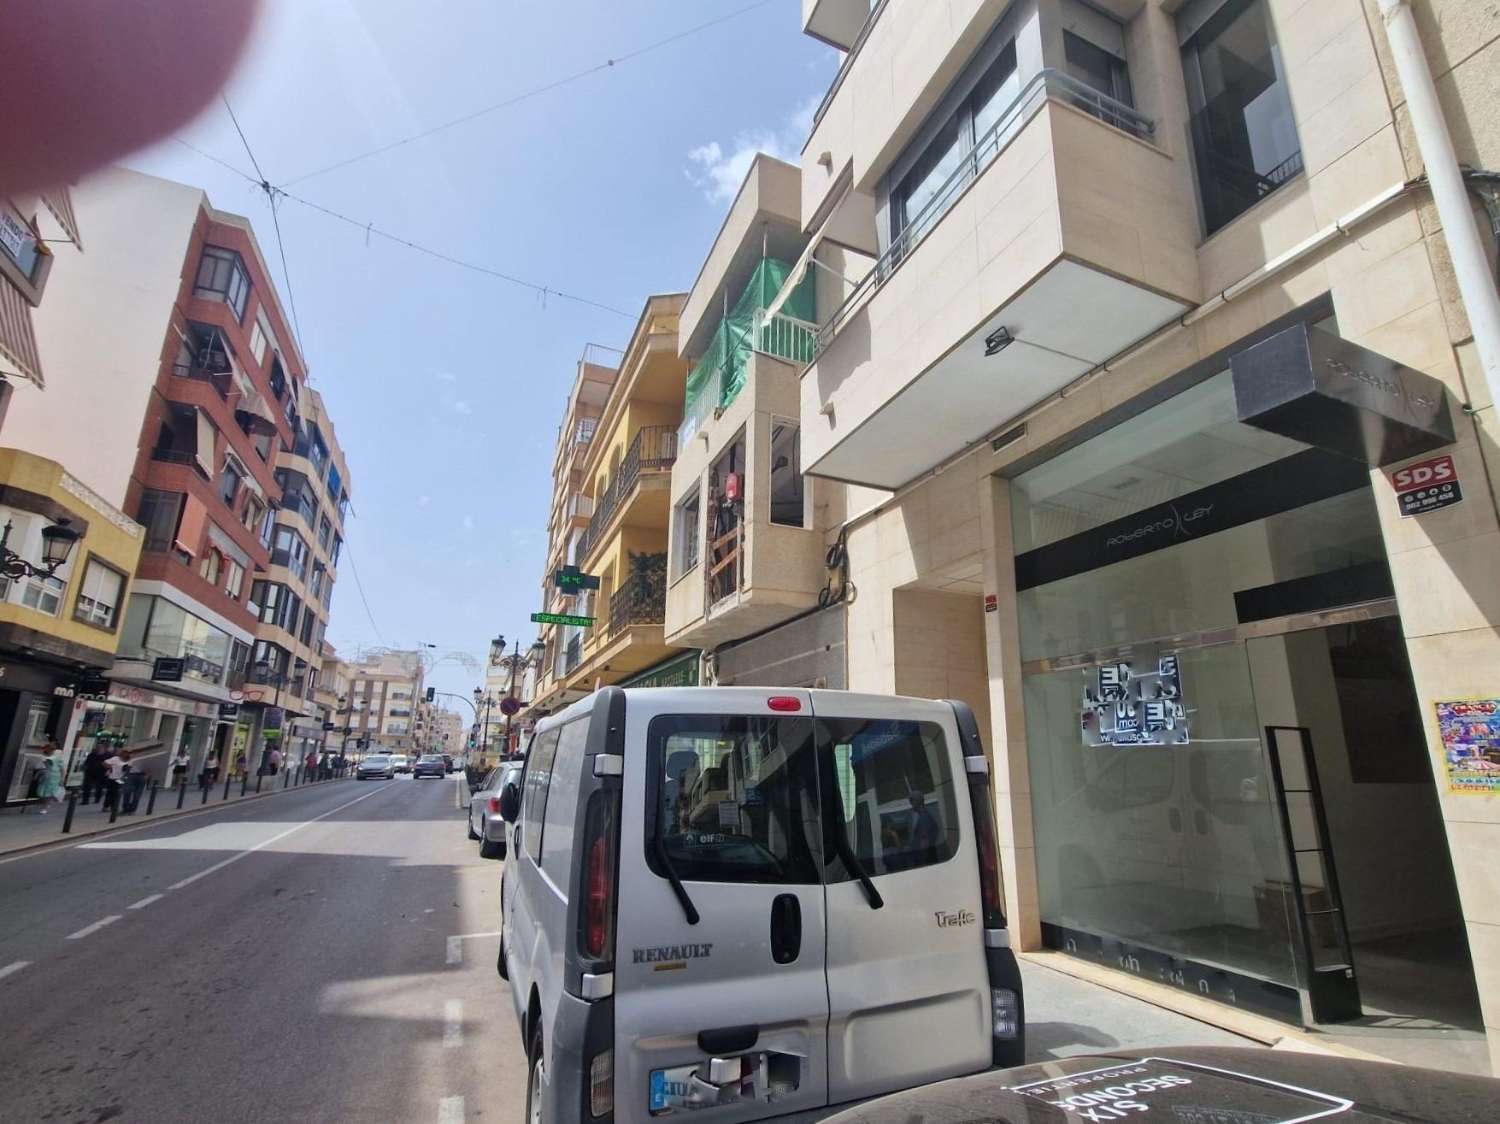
[978,473,1042,952]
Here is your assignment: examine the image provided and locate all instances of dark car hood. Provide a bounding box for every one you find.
[824,1048,1499,1123]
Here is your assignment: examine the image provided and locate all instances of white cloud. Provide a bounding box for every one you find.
[435,371,457,383]
[451,399,473,416]
[685,93,821,203]
[462,515,475,531]
[418,495,431,506]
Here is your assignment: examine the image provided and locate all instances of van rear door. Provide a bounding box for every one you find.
[809,692,993,1104]
[614,689,830,1120]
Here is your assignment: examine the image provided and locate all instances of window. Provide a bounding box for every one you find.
[1181,0,1302,235]
[249,320,268,365]
[224,558,245,600]
[522,726,563,863]
[248,579,268,619]
[72,558,126,630]
[891,41,1017,247]
[1064,31,1133,106]
[820,718,960,878]
[541,719,589,878]
[0,204,43,282]
[228,639,251,685]
[768,420,804,528]
[194,246,251,320]
[272,525,310,581]
[217,459,242,507]
[673,488,701,576]
[331,534,342,566]
[199,548,223,585]
[137,490,184,553]
[241,494,265,535]
[299,606,317,647]
[646,714,821,885]
[268,358,287,402]
[318,516,332,551]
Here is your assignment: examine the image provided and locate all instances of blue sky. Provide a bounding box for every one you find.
[127,0,833,705]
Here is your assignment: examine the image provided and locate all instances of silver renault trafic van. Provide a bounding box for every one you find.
[497,686,1024,1123]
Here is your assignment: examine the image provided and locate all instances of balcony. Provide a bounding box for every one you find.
[607,557,666,639]
[667,349,829,649]
[575,426,678,561]
[564,493,593,529]
[171,362,232,400]
[801,71,1198,490]
[803,0,879,51]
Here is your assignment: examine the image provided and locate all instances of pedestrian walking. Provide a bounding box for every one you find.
[102,747,126,813]
[202,751,220,786]
[121,750,147,814]
[81,744,109,805]
[233,750,247,780]
[33,742,64,814]
[170,747,191,789]
[268,746,283,774]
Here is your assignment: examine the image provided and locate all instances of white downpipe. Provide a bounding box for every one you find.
[1378,0,1500,413]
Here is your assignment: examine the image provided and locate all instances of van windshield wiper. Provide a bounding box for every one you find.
[655,818,700,925]
[831,830,883,910]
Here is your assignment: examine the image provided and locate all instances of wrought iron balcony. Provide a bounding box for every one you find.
[608,553,667,639]
[576,426,678,560]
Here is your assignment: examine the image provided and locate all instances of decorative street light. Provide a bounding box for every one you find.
[0,516,80,580]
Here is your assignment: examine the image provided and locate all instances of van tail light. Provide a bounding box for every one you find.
[580,790,619,961]
[966,767,1007,930]
[767,696,802,712]
[487,795,503,815]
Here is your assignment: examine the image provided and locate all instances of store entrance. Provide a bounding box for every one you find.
[1246,616,1483,1036]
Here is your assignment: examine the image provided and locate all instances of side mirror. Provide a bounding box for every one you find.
[498,781,521,823]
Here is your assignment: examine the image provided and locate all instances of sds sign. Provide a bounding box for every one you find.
[1390,453,1462,517]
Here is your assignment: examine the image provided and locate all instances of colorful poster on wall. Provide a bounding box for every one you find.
[1435,699,1500,794]
[1082,651,1190,747]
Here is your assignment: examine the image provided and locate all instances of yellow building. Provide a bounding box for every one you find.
[0,449,143,802]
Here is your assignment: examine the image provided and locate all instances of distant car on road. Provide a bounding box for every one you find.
[356,754,394,780]
[413,754,446,779]
[468,761,521,860]
[390,754,411,774]
[442,753,456,773]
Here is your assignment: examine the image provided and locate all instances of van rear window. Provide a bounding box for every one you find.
[646,715,821,885]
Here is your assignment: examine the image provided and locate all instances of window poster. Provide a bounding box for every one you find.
[1082,651,1190,747]
[1436,699,1500,794]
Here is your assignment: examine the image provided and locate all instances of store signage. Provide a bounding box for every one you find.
[1435,699,1500,794]
[621,652,701,689]
[984,594,998,613]
[1082,652,1189,747]
[107,683,217,718]
[0,209,35,266]
[218,702,240,719]
[1230,322,1454,466]
[553,565,601,592]
[530,611,594,627]
[263,706,285,731]
[1390,452,1463,517]
[151,657,186,683]
[1015,448,1368,592]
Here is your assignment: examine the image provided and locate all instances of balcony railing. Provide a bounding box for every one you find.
[564,634,582,675]
[171,362,232,400]
[577,426,678,559]
[608,554,667,638]
[150,447,197,468]
[815,69,1154,358]
[813,0,890,128]
[1189,87,1303,235]
[678,311,818,444]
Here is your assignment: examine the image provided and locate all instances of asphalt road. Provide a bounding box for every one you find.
[0,774,527,1124]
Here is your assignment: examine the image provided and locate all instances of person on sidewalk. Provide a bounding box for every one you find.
[121,750,147,815]
[81,744,109,805]
[203,751,220,786]
[102,748,126,813]
[170,747,190,789]
[34,743,65,814]
[233,750,247,780]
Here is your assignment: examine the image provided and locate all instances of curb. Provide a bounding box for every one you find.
[0,777,360,862]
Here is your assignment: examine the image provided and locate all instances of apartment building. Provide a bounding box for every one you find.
[523,352,616,721]
[543,296,691,708]
[343,649,425,755]
[774,0,1500,1069]
[314,641,349,759]
[1,167,352,788]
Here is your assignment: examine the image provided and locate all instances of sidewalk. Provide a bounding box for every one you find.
[0,772,355,857]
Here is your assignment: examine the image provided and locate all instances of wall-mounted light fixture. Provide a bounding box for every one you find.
[984,326,1014,357]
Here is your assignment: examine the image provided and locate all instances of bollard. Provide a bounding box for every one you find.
[295,766,302,786]
[201,782,209,805]
[177,782,187,809]
[146,782,159,816]
[240,772,248,797]
[223,772,232,801]
[61,792,77,834]
[282,768,289,789]
[255,773,263,794]
[108,791,119,823]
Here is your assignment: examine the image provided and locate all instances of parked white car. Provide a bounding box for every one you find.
[496,686,1023,1123]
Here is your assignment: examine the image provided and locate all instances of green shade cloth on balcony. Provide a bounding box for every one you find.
[683,257,815,428]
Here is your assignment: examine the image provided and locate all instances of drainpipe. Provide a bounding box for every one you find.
[1377,0,1500,414]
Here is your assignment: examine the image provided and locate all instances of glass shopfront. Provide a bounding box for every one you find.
[1010,357,1481,1028]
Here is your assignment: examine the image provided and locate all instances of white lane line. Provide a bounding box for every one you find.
[166,784,389,890]
[0,960,30,981]
[127,894,164,911]
[66,915,122,940]
[443,999,463,1048]
[438,1095,465,1124]
[446,936,462,966]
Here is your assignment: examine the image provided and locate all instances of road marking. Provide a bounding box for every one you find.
[443,999,463,1048]
[127,894,164,910]
[438,1095,464,1124]
[454,775,463,809]
[166,784,389,890]
[444,930,502,968]
[0,960,30,981]
[66,915,122,940]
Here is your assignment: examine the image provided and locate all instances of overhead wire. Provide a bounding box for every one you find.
[280,0,777,187]
[339,537,387,647]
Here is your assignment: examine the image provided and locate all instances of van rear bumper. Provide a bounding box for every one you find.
[551,990,613,1122]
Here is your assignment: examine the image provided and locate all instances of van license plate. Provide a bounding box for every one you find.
[650,1053,799,1115]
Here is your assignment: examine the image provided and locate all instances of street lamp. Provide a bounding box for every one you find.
[473,686,496,764]
[0,516,80,580]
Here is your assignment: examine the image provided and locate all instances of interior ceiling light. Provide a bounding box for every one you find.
[984,326,1015,357]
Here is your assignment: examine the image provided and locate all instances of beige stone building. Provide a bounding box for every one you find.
[658,0,1500,1072]
[342,648,425,755]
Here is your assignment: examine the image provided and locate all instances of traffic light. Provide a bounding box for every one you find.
[425,686,435,703]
